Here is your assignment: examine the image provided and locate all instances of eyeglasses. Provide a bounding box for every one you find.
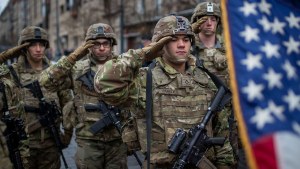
[93,41,111,49]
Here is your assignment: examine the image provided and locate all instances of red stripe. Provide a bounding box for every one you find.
[252,134,278,169]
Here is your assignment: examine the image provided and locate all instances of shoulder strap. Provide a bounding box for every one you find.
[8,65,22,87]
[146,61,155,169]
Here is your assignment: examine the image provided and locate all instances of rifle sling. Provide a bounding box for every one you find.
[146,62,155,168]
[8,65,22,88]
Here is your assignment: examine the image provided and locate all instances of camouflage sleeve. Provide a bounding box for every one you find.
[213,49,227,70]
[94,49,144,106]
[0,64,10,79]
[57,88,74,107]
[57,88,75,131]
[0,65,24,119]
[40,56,74,92]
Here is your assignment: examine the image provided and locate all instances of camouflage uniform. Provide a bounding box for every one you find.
[191,2,238,167]
[0,65,22,169]
[94,15,234,169]
[2,26,74,169]
[40,23,127,169]
[0,121,13,169]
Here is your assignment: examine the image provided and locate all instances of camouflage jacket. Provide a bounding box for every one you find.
[4,55,74,148]
[40,53,125,142]
[94,49,234,166]
[193,36,229,85]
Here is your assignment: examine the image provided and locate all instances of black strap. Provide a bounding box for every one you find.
[146,62,155,169]
[8,65,22,87]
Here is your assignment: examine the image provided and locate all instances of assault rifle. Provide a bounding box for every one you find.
[24,80,69,169]
[85,101,143,167]
[0,82,27,169]
[169,85,232,169]
[85,101,122,134]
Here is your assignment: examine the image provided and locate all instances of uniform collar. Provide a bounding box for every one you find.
[195,35,222,50]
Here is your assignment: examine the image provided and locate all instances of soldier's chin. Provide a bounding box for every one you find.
[202,30,215,35]
[173,58,187,63]
[95,55,109,61]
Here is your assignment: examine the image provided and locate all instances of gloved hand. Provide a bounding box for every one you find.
[60,129,73,148]
[137,36,172,62]
[192,16,208,34]
[66,40,95,64]
[0,42,30,64]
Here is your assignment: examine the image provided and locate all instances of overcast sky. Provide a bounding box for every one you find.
[0,0,9,15]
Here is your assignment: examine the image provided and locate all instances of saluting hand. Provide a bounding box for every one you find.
[66,40,96,64]
[0,42,30,64]
[192,16,208,34]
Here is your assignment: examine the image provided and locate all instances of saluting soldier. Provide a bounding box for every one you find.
[40,23,128,169]
[0,26,74,169]
[93,15,235,169]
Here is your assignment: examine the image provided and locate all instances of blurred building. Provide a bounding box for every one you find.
[0,0,219,58]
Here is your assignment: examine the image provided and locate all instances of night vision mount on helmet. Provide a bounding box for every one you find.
[85,23,117,45]
[18,26,49,48]
[152,15,195,44]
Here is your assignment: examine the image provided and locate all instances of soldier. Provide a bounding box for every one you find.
[93,15,235,168]
[0,121,13,169]
[191,2,244,168]
[40,23,128,169]
[0,26,74,169]
[0,44,29,169]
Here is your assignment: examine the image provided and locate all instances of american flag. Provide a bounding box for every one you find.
[221,0,300,169]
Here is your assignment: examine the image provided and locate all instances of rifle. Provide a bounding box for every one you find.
[23,80,69,169]
[169,85,232,169]
[0,82,27,169]
[77,69,95,91]
[85,101,122,134]
[85,101,143,167]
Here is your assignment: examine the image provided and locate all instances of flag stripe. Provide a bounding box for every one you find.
[276,132,300,169]
[252,134,277,169]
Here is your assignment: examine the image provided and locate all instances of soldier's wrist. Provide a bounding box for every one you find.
[65,55,76,65]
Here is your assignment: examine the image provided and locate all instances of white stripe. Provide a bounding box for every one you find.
[275,132,300,169]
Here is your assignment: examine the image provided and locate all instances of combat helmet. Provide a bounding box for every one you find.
[191,2,221,24]
[18,26,49,48]
[152,15,195,44]
[85,23,117,45]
